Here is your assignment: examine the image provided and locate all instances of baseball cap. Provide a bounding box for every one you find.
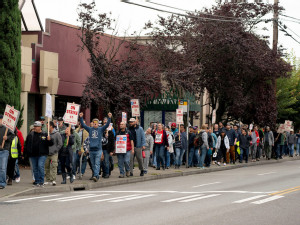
[171,123,176,127]
[92,118,100,124]
[34,121,42,127]
[39,116,45,121]
[129,118,136,122]
[58,117,63,121]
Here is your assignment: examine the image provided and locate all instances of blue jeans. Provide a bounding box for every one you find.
[30,155,47,184]
[0,150,9,187]
[297,143,300,155]
[77,153,87,174]
[72,151,77,176]
[188,147,195,166]
[194,148,200,166]
[240,148,249,162]
[152,147,157,167]
[103,150,110,175]
[175,148,185,166]
[89,150,102,179]
[288,144,295,156]
[14,158,20,178]
[283,144,288,155]
[156,144,165,169]
[165,150,170,167]
[117,151,131,175]
[198,146,207,168]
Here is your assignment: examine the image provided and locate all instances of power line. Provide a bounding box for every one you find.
[278,24,300,45]
[147,0,245,21]
[121,0,272,23]
[280,14,300,22]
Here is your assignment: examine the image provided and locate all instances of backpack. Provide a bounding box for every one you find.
[194,131,204,147]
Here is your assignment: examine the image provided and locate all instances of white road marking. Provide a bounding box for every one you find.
[110,194,155,203]
[233,195,267,203]
[161,195,204,203]
[42,194,95,202]
[251,196,284,205]
[92,194,141,203]
[179,194,221,203]
[193,182,221,188]
[58,194,110,202]
[83,190,272,194]
[257,172,276,176]
[4,194,62,203]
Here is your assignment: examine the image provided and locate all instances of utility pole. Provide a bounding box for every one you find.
[273,0,279,53]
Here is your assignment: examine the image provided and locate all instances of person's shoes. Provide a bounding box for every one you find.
[15,177,20,183]
[223,163,226,166]
[206,165,210,168]
[44,182,49,185]
[39,183,45,188]
[162,166,165,170]
[52,181,56,186]
[33,183,40,187]
[279,157,283,159]
[0,186,5,189]
[126,171,130,177]
[92,177,98,182]
[61,174,67,184]
[89,177,93,180]
[140,170,144,176]
[217,162,220,166]
[70,173,74,183]
[119,175,125,178]
[73,175,76,180]
[130,172,133,177]
[144,170,148,174]
[7,178,12,185]
[103,175,109,179]
[167,167,170,169]
[156,168,160,170]
[66,175,70,179]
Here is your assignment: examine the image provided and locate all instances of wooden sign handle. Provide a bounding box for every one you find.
[47,117,50,136]
[1,128,8,148]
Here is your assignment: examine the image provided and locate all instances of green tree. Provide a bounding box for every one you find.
[0,0,21,116]
[276,54,300,129]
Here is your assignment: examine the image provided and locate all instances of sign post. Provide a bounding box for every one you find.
[186,100,190,168]
[45,93,52,136]
[2,105,20,148]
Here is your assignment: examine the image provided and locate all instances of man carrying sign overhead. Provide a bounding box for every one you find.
[0,114,15,189]
[79,112,112,182]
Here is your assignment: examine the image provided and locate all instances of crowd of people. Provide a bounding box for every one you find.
[0,112,299,189]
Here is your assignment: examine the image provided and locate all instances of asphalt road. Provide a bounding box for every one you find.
[1,160,300,225]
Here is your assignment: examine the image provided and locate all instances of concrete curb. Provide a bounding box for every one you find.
[5,157,300,198]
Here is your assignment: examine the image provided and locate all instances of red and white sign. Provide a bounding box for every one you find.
[115,135,127,153]
[176,109,184,125]
[277,124,285,134]
[107,123,113,131]
[131,99,140,117]
[284,120,292,132]
[2,105,20,132]
[122,112,127,123]
[63,103,80,126]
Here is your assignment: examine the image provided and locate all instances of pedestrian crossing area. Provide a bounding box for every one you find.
[2,192,285,205]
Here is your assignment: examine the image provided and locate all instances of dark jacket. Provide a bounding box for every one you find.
[24,131,53,157]
[238,134,251,149]
[0,125,15,151]
[59,134,74,157]
[189,132,196,149]
[102,130,115,153]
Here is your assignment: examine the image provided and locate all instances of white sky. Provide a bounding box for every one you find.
[35,0,300,59]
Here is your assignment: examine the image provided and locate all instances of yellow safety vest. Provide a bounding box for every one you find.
[11,137,18,158]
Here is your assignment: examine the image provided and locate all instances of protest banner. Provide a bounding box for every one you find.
[277,124,285,134]
[2,105,20,148]
[45,93,52,135]
[115,135,127,153]
[130,99,140,117]
[176,109,184,125]
[122,112,127,123]
[284,120,293,132]
[63,102,80,126]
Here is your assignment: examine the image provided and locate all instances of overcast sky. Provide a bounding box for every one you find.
[34,0,300,59]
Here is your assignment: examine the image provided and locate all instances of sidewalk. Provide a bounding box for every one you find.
[1,156,299,199]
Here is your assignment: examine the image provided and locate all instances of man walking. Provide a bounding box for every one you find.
[263,126,274,160]
[144,128,154,174]
[79,112,112,182]
[24,121,53,187]
[287,129,297,157]
[174,125,188,169]
[129,118,146,176]
[225,124,237,164]
[45,121,62,186]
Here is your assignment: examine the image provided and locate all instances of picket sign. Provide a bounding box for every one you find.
[116,135,127,153]
[249,124,253,131]
[122,112,127,123]
[277,124,285,134]
[284,120,293,132]
[176,109,184,141]
[2,105,20,148]
[130,99,140,117]
[63,102,80,145]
